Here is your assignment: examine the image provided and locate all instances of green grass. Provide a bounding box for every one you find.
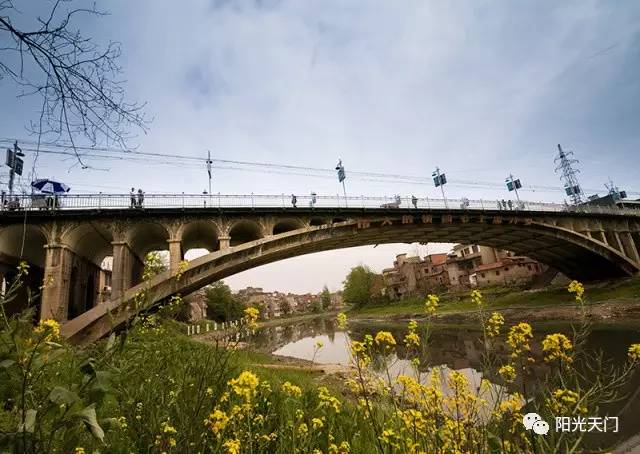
[349,276,640,317]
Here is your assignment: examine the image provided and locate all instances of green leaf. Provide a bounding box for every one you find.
[79,357,97,376]
[104,333,116,353]
[76,404,104,442]
[0,359,15,368]
[17,409,36,433]
[49,386,80,406]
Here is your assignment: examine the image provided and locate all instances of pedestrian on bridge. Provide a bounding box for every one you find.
[501,199,507,210]
[411,195,418,209]
[507,199,513,210]
[130,188,136,208]
[291,194,297,208]
[137,189,144,208]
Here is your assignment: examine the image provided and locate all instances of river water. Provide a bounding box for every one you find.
[250,316,640,451]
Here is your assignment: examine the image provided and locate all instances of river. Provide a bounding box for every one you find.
[249,316,640,451]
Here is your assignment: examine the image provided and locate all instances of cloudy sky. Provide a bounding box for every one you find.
[2,1,639,292]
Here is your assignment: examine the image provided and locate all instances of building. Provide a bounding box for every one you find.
[383,252,452,300]
[470,257,544,287]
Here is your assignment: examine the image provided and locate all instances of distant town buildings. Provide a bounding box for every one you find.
[382,244,546,300]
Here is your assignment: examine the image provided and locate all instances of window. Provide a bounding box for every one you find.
[505,267,509,271]
[472,245,479,253]
[481,273,485,278]
[495,271,500,276]
[527,265,532,270]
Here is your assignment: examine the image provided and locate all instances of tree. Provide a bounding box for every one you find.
[342,265,378,307]
[320,285,332,310]
[311,299,323,313]
[0,1,147,164]
[278,298,292,316]
[204,281,244,322]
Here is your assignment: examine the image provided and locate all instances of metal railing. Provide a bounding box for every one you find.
[0,193,637,216]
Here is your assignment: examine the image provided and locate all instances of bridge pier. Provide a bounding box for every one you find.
[41,245,74,321]
[111,242,144,300]
[219,235,231,249]
[168,239,183,273]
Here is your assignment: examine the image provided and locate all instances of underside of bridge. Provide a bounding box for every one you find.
[0,208,638,343]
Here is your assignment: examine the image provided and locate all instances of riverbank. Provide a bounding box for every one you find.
[349,276,640,327]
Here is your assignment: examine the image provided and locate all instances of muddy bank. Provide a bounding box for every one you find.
[351,298,640,328]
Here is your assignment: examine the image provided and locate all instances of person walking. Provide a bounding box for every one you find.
[130,188,136,208]
[507,199,513,210]
[501,199,507,210]
[137,188,144,208]
[411,195,418,209]
[291,194,297,208]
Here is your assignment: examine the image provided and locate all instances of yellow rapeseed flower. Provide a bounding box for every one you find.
[75,448,85,454]
[542,333,573,363]
[34,319,61,341]
[297,422,309,436]
[318,386,342,413]
[470,289,483,306]
[223,438,241,454]
[281,381,302,398]
[204,409,229,437]
[547,389,587,415]
[425,294,439,315]
[498,364,516,383]
[374,331,396,347]
[568,280,585,302]
[485,312,504,338]
[336,312,348,329]
[628,343,640,361]
[506,322,533,358]
[404,330,420,348]
[243,307,260,330]
[228,370,260,402]
[312,417,324,430]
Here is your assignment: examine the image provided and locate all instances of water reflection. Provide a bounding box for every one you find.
[257,317,640,449]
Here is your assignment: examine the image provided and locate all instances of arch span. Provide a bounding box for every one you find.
[61,216,639,343]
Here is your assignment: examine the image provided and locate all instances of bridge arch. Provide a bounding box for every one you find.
[180,220,219,253]
[229,220,262,246]
[127,221,171,259]
[273,218,305,235]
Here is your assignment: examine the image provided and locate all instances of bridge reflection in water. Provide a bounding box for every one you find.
[0,194,639,343]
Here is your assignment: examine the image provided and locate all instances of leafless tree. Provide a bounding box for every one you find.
[0,0,148,167]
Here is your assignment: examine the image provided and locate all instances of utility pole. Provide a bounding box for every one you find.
[6,141,25,196]
[206,150,213,200]
[505,174,522,205]
[432,167,448,209]
[554,144,583,205]
[336,159,347,207]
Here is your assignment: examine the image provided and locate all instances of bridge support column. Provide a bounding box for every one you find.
[111,242,141,300]
[219,235,231,249]
[619,232,640,263]
[167,239,183,273]
[40,245,74,322]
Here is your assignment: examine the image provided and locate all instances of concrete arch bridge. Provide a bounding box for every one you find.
[0,196,639,343]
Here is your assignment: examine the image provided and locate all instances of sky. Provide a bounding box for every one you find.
[1,0,640,292]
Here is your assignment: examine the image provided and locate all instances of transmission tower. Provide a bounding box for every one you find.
[554,144,583,205]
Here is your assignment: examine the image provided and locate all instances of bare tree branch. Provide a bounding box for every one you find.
[0,0,149,166]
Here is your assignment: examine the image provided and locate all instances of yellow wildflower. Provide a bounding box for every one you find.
[228,370,260,402]
[223,438,241,454]
[404,330,420,348]
[547,389,587,415]
[407,319,418,331]
[329,441,351,453]
[542,333,573,363]
[506,322,533,358]
[470,289,483,306]
[204,409,229,436]
[425,294,439,315]
[75,448,85,454]
[315,341,324,349]
[311,417,324,430]
[568,280,585,302]
[628,344,640,361]
[34,319,60,341]
[297,422,309,436]
[374,331,396,347]
[117,416,128,429]
[498,364,516,383]
[498,392,524,413]
[485,312,504,337]
[281,381,302,398]
[243,307,260,330]
[318,386,342,413]
[336,312,348,329]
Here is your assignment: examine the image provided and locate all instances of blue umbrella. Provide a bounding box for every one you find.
[31,179,71,194]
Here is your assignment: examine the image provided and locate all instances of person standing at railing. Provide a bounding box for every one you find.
[507,199,513,210]
[137,189,144,208]
[130,188,136,208]
[411,195,418,209]
[291,194,297,208]
[310,192,317,208]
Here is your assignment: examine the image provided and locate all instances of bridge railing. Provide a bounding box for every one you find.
[0,193,637,216]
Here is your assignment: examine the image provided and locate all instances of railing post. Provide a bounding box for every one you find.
[282,193,285,208]
[361,195,365,208]
[182,192,185,209]
[480,199,484,210]
[218,192,221,208]
[426,196,430,209]
[251,192,254,209]
[98,192,102,210]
